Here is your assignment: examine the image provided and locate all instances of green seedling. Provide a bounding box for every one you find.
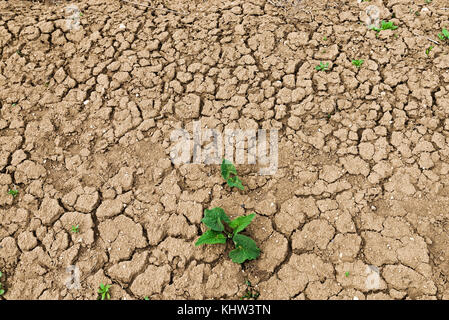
[0,271,5,296]
[315,62,329,71]
[8,189,18,197]
[240,280,260,300]
[221,159,244,190]
[426,45,434,56]
[345,271,350,277]
[352,59,364,68]
[437,28,449,41]
[79,12,83,17]
[97,283,111,300]
[71,225,79,233]
[323,36,327,41]
[11,103,17,107]
[425,0,432,4]
[195,207,260,264]
[144,296,149,300]
[371,20,398,32]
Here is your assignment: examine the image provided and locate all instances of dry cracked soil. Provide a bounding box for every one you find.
[1,0,449,300]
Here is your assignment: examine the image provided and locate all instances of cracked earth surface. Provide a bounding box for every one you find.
[1,0,449,300]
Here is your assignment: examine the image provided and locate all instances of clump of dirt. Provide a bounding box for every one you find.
[1,0,449,300]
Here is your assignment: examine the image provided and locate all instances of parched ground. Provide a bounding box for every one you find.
[1,0,449,300]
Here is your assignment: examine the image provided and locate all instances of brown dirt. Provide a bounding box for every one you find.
[1,0,449,300]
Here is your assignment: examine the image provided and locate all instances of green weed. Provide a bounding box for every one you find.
[426,45,434,56]
[97,283,111,300]
[437,28,449,41]
[8,189,18,197]
[195,207,260,264]
[71,225,80,233]
[221,159,244,190]
[315,62,329,71]
[352,59,364,68]
[240,280,260,300]
[0,271,5,296]
[371,20,398,32]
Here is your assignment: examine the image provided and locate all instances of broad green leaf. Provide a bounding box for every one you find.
[221,158,237,180]
[221,159,244,190]
[229,213,256,235]
[195,229,227,246]
[0,289,4,295]
[229,234,260,263]
[201,207,231,232]
[443,28,449,39]
[227,176,244,190]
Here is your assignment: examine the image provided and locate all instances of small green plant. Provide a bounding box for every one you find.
[11,103,17,107]
[240,280,260,300]
[195,207,260,264]
[352,59,364,68]
[0,271,5,296]
[97,283,111,300]
[79,12,83,17]
[425,45,434,56]
[144,296,149,300]
[315,62,329,71]
[323,36,327,41]
[71,225,80,233]
[371,20,398,32]
[221,159,244,190]
[8,189,18,197]
[345,271,350,277]
[425,0,432,4]
[437,28,449,41]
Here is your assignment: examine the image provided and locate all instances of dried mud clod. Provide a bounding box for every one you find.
[0,0,449,300]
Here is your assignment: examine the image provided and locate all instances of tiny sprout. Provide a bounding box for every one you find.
[240,279,259,300]
[0,271,5,296]
[98,283,111,300]
[8,189,18,197]
[345,271,350,277]
[71,225,80,233]
[437,28,449,41]
[315,62,330,71]
[352,59,364,68]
